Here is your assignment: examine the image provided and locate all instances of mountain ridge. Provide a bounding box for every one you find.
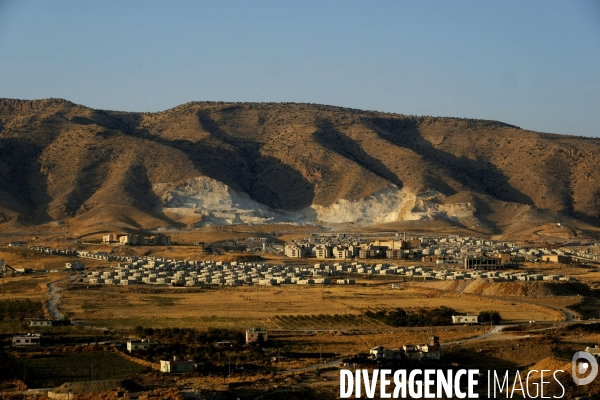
[0,98,598,236]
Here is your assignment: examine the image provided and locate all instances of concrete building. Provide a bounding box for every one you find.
[120,235,144,245]
[452,315,479,324]
[541,254,572,264]
[369,346,385,359]
[65,262,85,271]
[284,245,306,258]
[585,345,600,357]
[359,248,377,259]
[160,356,195,373]
[126,339,158,353]
[313,246,331,259]
[144,235,172,246]
[30,319,53,327]
[118,234,171,246]
[333,246,352,260]
[246,327,268,344]
[464,257,503,270]
[386,249,404,259]
[371,337,441,361]
[102,234,119,244]
[13,333,42,346]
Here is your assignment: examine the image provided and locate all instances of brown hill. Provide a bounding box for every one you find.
[0,98,599,237]
[414,279,592,297]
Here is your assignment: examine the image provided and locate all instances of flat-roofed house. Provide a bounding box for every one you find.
[452,315,479,324]
[126,339,158,353]
[30,319,53,327]
[160,356,195,373]
[13,333,42,346]
[246,327,268,344]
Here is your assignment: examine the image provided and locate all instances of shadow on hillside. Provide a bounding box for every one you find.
[123,164,186,228]
[192,111,316,209]
[368,117,534,205]
[0,138,53,222]
[64,150,114,217]
[312,118,403,188]
[81,109,316,210]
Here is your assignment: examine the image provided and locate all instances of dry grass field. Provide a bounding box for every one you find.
[56,282,564,332]
[0,272,67,302]
[0,246,100,271]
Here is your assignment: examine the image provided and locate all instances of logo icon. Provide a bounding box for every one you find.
[572,351,598,385]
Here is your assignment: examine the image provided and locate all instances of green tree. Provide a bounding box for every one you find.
[478,310,502,325]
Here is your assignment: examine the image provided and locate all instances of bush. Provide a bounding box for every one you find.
[478,310,502,324]
[365,307,456,327]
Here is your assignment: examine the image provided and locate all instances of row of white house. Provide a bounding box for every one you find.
[80,254,576,287]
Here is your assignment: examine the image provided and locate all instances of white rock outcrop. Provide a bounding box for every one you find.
[154,177,474,226]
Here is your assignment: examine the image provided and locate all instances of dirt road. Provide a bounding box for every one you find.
[46,281,63,320]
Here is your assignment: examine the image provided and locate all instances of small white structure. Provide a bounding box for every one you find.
[452,315,479,324]
[160,356,195,373]
[13,333,42,346]
[30,319,53,327]
[246,327,268,344]
[586,345,600,357]
[126,339,158,353]
[370,346,385,359]
[65,262,85,271]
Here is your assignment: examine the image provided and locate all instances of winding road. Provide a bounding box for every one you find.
[46,281,63,320]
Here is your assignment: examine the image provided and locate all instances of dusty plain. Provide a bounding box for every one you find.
[2,239,600,400]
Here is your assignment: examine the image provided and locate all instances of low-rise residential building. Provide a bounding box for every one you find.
[541,254,572,264]
[464,256,503,270]
[126,339,158,353]
[119,234,171,246]
[369,346,385,359]
[371,337,441,361]
[452,315,479,324]
[160,356,195,373]
[13,333,42,346]
[30,319,53,327]
[246,327,268,344]
[65,262,85,271]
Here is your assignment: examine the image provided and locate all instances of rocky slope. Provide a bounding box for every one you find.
[0,98,598,234]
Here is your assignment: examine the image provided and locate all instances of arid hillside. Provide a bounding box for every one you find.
[0,98,599,236]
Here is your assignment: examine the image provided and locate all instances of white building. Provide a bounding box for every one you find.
[160,356,195,373]
[452,315,479,324]
[126,339,158,352]
[13,333,42,346]
[30,319,53,327]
